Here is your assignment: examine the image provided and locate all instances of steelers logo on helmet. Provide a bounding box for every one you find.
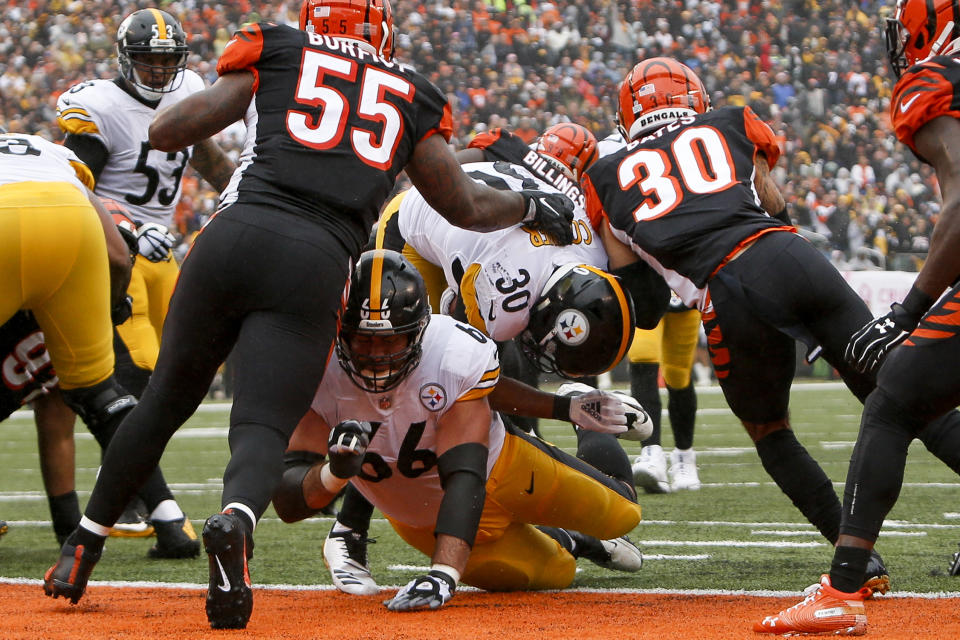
[337,250,431,392]
[419,383,447,412]
[555,309,589,346]
[116,8,189,101]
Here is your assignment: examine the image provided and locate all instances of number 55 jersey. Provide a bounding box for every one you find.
[582,106,788,294]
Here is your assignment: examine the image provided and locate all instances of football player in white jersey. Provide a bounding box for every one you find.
[55,7,233,554]
[274,250,645,610]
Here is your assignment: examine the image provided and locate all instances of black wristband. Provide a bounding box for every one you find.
[428,569,457,591]
[552,394,572,421]
[900,284,935,319]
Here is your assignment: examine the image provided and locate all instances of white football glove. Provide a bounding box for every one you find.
[136,222,177,262]
[383,570,455,611]
[610,391,653,441]
[439,286,458,316]
[556,382,627,435]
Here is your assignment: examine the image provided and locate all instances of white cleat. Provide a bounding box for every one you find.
[632,445,671,494]
[598,536,644,572]
[668,448,701,491]
[323,528,379,596]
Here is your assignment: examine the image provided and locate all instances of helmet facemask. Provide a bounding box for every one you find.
[117,9,189,101]
[337,320,428,392]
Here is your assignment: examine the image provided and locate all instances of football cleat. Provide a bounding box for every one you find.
[668,448,701,491]
[109,501,154,538]
[148,516,201,559]
[755,574,869,636]
[632,445,671,494]
[949,542,960,576]
[324,528,379,595]
[0,520,7,539]
[801,549,891,600]
[43,541,101,604]
[202,512,253,629]
[596,536,644,572]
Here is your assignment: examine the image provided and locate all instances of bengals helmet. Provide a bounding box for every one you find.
[299,0,395,60]
[518,264,635,379]
[534,123,599,181]
[617,57,710,141]
[116,9,189,101]
[337,250,431,392]
[886,0,960,77]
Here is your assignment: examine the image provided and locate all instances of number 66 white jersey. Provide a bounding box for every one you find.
[56,71,206,227]
[310,315,505,529]
[397,161,608,341]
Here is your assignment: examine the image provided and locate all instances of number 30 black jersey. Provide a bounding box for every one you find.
[217,22,453,245]
[582,106,787,288]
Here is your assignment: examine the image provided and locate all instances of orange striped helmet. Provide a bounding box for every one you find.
[299,0,395,60]
[617,57,710,141]
[886,0,960,77]
[534,123,599,181]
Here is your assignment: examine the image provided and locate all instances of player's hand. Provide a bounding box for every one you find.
[519,190,575,245]
[610,390,653,441]
[844,303,920,374]
[111,294,133,326]
[383,570,455,611]
[136,223,176,262]
[327,419,371,479]
[557,382,629,436]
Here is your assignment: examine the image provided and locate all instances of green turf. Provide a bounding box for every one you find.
[2,382,959,594]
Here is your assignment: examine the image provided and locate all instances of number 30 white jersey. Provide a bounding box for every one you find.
[310,315,505,529]
[398,161,608,341]
[56,70,206,226]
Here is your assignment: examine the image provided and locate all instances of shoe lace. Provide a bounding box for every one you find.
[784,585,824,615]
[340,532,376,566]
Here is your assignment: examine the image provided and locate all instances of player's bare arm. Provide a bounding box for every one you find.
[753,152,785,215]
[284,410,342,511]
[149,72,254,152]
[454,147,486,164]
[406,133,526,231]
[597,218,640,270]
[87,187,132,307]
[189,138,236,193]
[912,115,960,300]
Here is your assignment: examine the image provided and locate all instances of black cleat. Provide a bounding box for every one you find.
[863,548,890,596]
[149,516,201,559]
[202,512,253,629]
[949,542,960,577]
[43,542,101,604]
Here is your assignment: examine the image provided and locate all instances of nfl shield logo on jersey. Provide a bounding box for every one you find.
[420,383,447,411]
[555,309,589,345]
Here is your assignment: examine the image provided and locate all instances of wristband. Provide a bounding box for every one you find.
[900,284,935,319]
[320,463,348,493]
[430,564,461,585]
[552,394,572,421]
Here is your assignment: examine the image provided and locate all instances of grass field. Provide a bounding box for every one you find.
[2,380,960,597]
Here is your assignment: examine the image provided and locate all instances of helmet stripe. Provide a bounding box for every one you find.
[580,265,634,372]
[149,8,167,39]
[369,248,385,320]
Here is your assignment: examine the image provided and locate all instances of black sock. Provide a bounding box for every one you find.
[336,484,375,532]
[830,546,872,593]
[68,525,106,556]
[630,363,662,446]
[575,429,633,490]
[48,491,81,544]
[667,383,696,450]
[537,526,575,554]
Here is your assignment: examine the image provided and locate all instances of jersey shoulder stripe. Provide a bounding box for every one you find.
[891,56,960,155]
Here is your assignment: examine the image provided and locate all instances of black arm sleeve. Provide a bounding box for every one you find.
[611,261,670,329]
[62,133,109,183]
[272,450,327,523]
[434,442,488,546]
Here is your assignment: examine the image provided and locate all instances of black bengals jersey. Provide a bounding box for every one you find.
[217,22,453,247]
[582,106,786,288]
[468,128,585,209]
[891,55,960,158]
[0,311,57,420]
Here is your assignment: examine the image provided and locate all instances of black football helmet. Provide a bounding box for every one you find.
[518,264,635,379]
[337,250,431,392]
[116,8,189,101]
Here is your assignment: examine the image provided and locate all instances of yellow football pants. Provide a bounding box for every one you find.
[387,430,642,591]
[0,181,113,389]
[627,308,701,388]
[115,253,178,370]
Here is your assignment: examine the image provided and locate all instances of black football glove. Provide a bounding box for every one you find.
[111,294,133,326]
[327,419,371,479]
[519,190,575,245]
[384,569,455,611]
[845,302,923,374]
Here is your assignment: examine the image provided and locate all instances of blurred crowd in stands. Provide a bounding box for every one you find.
[0,0,937,272]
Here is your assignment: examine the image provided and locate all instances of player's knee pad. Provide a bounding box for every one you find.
[273,450,326,523]
[61,377,137,446]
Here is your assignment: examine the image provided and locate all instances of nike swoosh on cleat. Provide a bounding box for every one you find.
[215,556,231,592]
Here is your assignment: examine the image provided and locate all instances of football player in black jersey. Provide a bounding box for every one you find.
[45,0,575,629]
[757,0,960,634]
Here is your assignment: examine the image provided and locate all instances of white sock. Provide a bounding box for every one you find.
[331,521,353,534]
[223,502,257,532]
[149,499,184,522]
[79,515,111,537]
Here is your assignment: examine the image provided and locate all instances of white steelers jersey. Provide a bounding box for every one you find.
[398,161,608,341]
[0,133,93,192]
[311,315,505,529]
[56,70,206,226]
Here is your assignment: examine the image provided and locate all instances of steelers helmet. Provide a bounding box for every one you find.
[116,9,189,101]
[518,264,635,379]
[337,249,431,392]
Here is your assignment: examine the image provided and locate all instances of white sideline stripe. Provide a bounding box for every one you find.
[640,519,960,530]
[4,577,957,599]
[637,540,825,548]
[750,529,926,538]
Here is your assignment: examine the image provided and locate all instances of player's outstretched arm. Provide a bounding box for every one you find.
[149,72,254,152]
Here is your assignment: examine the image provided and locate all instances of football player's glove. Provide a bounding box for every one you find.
[136,223,176,262]
[520,190,575,245]
[384,570,455,611]
[845,285,935,374]
[111,295,133,326]
[557,382,641,436]
[327,420,371,479]
[610,390,653,441]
